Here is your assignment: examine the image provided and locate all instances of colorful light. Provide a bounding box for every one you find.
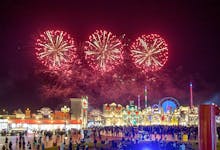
[35,30,77,71]
[84,30,124,73]
[130,34,168,72]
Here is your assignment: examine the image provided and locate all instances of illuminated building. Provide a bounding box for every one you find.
[70,96,88,128]
[103,97,199,126]
[0,97,88,131]
[87,109,103,127]
[25,108,31,118]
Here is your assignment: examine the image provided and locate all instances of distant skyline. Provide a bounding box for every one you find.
[1,1,220,111]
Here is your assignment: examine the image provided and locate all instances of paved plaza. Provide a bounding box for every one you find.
[0,132,189,150]
[0,134,66,149]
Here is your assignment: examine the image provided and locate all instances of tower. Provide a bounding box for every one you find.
[144,86,147,108]
[70,96,88,128]
[138,95,141,110]
[190,82,194,109]
[25,108,31,118]
[81,96,88,129]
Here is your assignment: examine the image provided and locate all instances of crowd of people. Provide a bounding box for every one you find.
[89,125,198,141]
[1,125,220,150]
[117,140,193,150]
[1,132,45,150]
[80,125,200,149]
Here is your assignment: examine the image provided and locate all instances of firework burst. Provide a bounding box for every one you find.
[35,30,77,71]
[131,34,168,72]
[84,30,124,73]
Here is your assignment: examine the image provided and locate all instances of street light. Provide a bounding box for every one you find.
[61,106,70,131]
[61,106,70,114]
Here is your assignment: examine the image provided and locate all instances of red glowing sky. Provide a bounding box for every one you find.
[1,0,220,111]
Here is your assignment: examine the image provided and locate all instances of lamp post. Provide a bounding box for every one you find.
[61,106,70,145]
[61,106,70,131]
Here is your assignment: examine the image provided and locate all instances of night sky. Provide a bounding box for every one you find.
[1,0,220,112]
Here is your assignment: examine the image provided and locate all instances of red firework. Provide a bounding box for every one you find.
[35,30,77,71]
[84,30,124,73]
[130,34,168,72]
